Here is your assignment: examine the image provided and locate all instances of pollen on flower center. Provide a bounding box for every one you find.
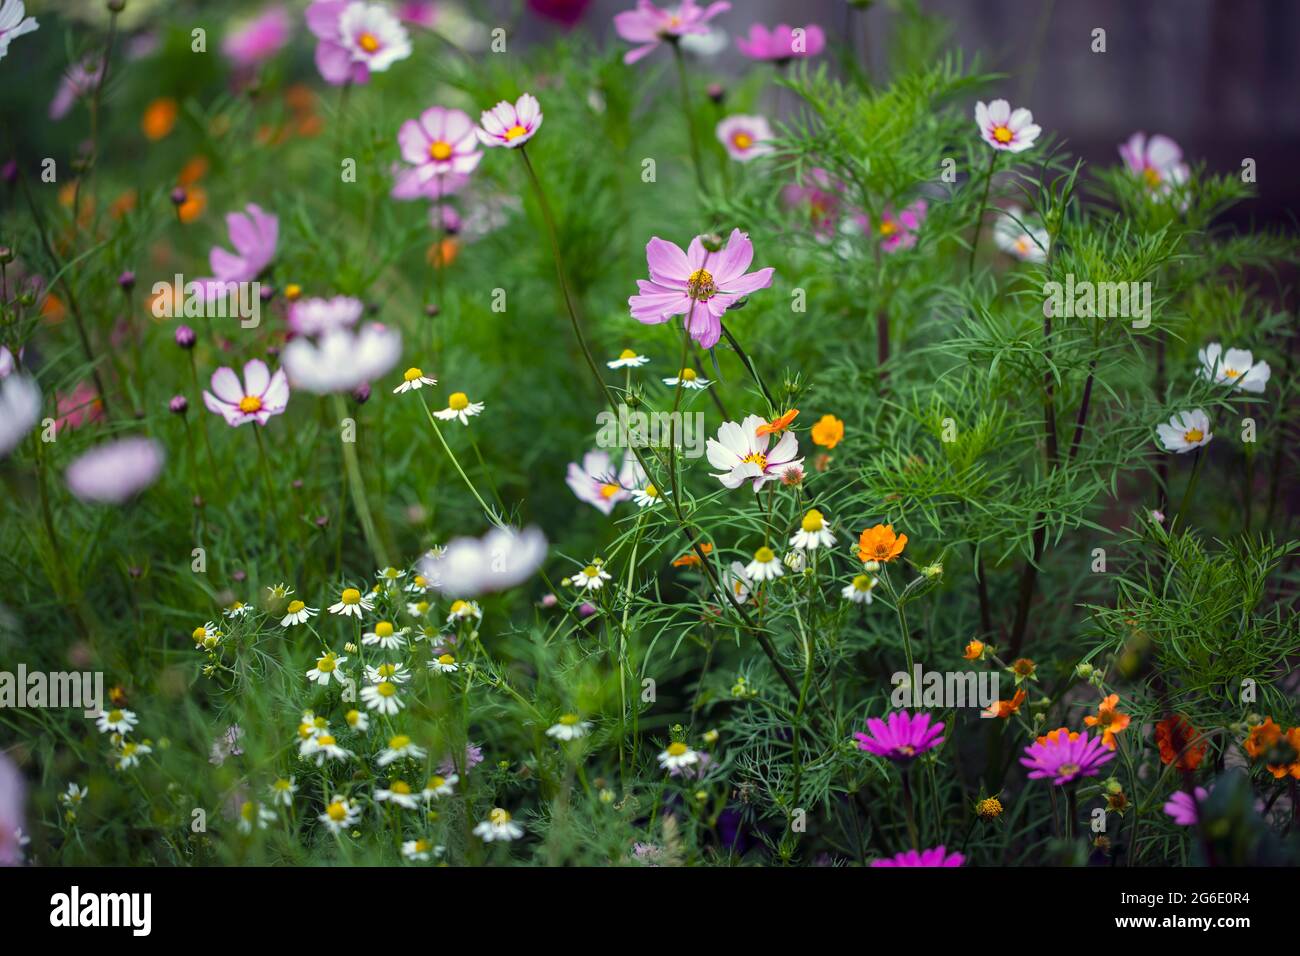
[108,709,123,722]
[286,600,305,613]
[732,132,753,150]
[340,588,361,604]
[754,546,776,563]
[852,574,873,591]
[993,125,1013,143]
[239,395,262,413]
[666,742,688,757]
[389,734,410,748]
[618,348,638,359]
[802,510,825,532]
[1184,428,1204,443]
[560,713,580,725]
[1224,367,1241,379]
[317,734,336,746]
[358,32,380,53]
[391,780,412,794]
[429,141,453,161]
[742,451,768,470]
[600,482,622,499]
[316,655,336,672]
[403,367,424,382]
[687,268,717,300]
[504,124,528,141]
[490,807,512,824]
[377,681,396,697]
[448,392,469,410]
[582,565,600,577]
[375,621,394,637]
[438,653,455,665]
[643,483,658,497]
[327,801,347,821]
[680,368,697,381]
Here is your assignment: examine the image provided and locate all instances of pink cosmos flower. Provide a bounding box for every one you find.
[975,99,1041,153]
[55,381,104,434]
[223,6,292,69]
[1020,728,1115,786]
[0,344,19,376]
[735,22,825,62]
[706,414,803,491]
[854,711,946,762]
[862,199,926,253]
[871,845,965,868]
[397,1,439,28]
[196,204,278,298]
[782,168,843,240]
[1119,132,1189,197]
[396,106,482,197]
[0,751,24,866]
[49,57,103,121]
[305,0,411,87]
[288,295,363,337]
[476,94,543,149]
[391,168,470,201]
[66,437,165,504]
[613,0,731,64]
[1163,787,1207,827]
[566,448,635,515]
[203,359,290,427]
[629,228,774,349]
[716,114,774,161]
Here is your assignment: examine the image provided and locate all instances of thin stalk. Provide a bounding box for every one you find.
[671,42,707,193]
[332,393,389,567]
[966,150,998,275]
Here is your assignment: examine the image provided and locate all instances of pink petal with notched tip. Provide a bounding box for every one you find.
[645,238,691,286]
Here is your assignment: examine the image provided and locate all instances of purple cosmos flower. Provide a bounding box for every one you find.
[716,114,774,162]
[1119,132,1189,197]
[0,750,24,866]
[853,711,946,762]
[735,22,825,62]
[1163,787,1208,827]
[202,359,290,427]
[49,57,103,121]
[288,295,363,337]
[306,0,411,86]
[871,845,965,868]
[223,5,292,68]
[0,0,38,62]
[396,107,482,201]
[476,94,543,149]
[861,199,926,253]
[975,99,1041,153]
[438,742,484,777]
[566,448,635,515]
[65,438,165,504]
[196,204,278,298]
[613,1,731,65]
[629,228,775,350]
[1020,728,1115,785]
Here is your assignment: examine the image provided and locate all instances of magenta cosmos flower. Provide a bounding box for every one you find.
[854,711,945,763]
[716,114,774,162]
[66,437,165,505]
[1119,132,1189,196]
[566,449,636,515]
[863,199,926,253]
[735,22,825,62]
[396,106,482,196]
[706,414,803,491]
[197,204,278,298]
[782,168,843,240]
[222,5,292,69]
[1020,728,1115,785]
[1163,787,1207,827]
[203,359,290,427]
[975,99,1041,153]
[629,228,774,350]
[305,0,411,86]
[476,94,543,149]
[613,1,731,65]
[871,845,964,868]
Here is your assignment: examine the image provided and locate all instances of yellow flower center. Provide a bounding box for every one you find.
[313,716,328,729]
[241,801,255,821]
[1183,428,1204,443]
[428,140,453,161]
[389,734,411,749]
[346,709,362,725]
[992,125,1013,143]
[504,124,528,141]
[489,807,511,824]
[801,510,825,532]
[341,588,361,605]
[391,780,412,795]
[687,268,716,301]
[742,451,768,470]
[1223,367,1241,379]
[450,600,467,614]
[376,681,396,697]
[448,392,469,411]
[879,220,897,236]
[121,742,138,757]
[1142,166,1162,188]
[413,601,429,614]
[680,368,697,381]
[643,483,659,498]
[375,621,394,638]
[852,574,874,591]
[239,395,262,413]
[732,132,753,150]
[286,600,305,614]
[754,546,776,564]
[317,734,336,746]
[560,713,580,725]
[108,709,124,722]
[377,663,395,677]
[667,742,688,757]
[438,653,455,665]
[618,348,638,360]
[192,626,207,640]
[316,654,336,672]
[600,482,622,499]
[427,776,445,789]
[284,283,302,300]
[327,801,347,821]
[1057,762,1080,777]
[403,367,424,382]
[582,565,600,578]
[357,32,380,53]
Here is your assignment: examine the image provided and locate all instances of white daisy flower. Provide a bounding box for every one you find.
[393,366,437,394]
[406,599,432,617]
[375,780,421,809]
[473,807,524,842]
[360,680,405,715]
[404,573,430,593]
[607,348,650,369]
[297,710,329,740]
[842,573,878,604]
[422,773,458,799]
[237,800,276,834]
[191,622,222,650]
[280,599,318,627]
[1156,409,1213,453]
[789,509,837,550]
[402,838,444,861]
[546,714,593,741]
[95,708,138,735]
[328,587,373,618]
[345,708,370,733]
[566,561,612,591]
[362,620,409,651]
[745,546,784,582]
[299,733,351,765]
[115,741,152,770]
[318,795,361,834]
[59,783,88,808]
[657,741,699,772]
[376,566,407,590]
[378,734,427,767]
[784,549,806,573]
[632,482,664,508]
[428,652,459,674]
[446,599,482,624]
[433,391,486,425]
[306,651,348,686]
[365,662,411,685]
[663,367,711,389]
[269,777,298,807]
[1198,343,1270,393]
[224,601,251,619]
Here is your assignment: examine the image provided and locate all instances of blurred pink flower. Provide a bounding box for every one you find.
[55,380,104,434]
[613,0,730,65]
[715,114,774,161]
[782,168,843,240]
[0,751,24,866]
[476,94,543,149]
[66,437,165,504]
[49,57,103,120]
[735,22,824,62]
[222,5,292,69]
[863,199,926,253]
[396,1,438,28]
[288,295,363,336]
[203,358,290,427]
[527,0,592,28]
[196,204,278,297]
[566,448,634,515]
[306,0,411,86]
[1119,131,1189,196]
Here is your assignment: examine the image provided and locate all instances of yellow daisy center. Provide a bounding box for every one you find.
[375,621,394,638]
[1184,428,1204,443]
[428,140,453,161]
[340,588,361,605]
[504,124,528,141]
[992,125,1013,143]
[490,807,512,824]
[680,367,697,381]
[239,395,262,413]
[448,392,469,411]
[391,780,412,795]
[286,600,305,614]
[801,510,825,533]
[376,681,396,697]
[643,483,659,498]
[754,546,776,564]
[377,663,396,677]
[317,734,336,746]
[618,348,638,360]
[108,709,124,722]
[403,367,424,382]
[667,742,688,757]
[316,655,336,672]
[450,600,467,614]
[687,268,716,301]
[852,574,874,591]
[438,653,456,665]
[192,626,207,640]
[582,565,600,578]
[427,776,445,789]
[389,735,410,749]
[560,713,580,725]
[327,800,347,821]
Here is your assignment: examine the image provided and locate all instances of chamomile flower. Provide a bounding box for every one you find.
[306,651,348,686]
[280,599,318,627]
[95,708,138,735]
[402,838,444,861]
[428,652,459,673]
[224,601,251,619]
[567,561,612,591]
[365,661,411,684]
[318,795,361,834]
[300,733,351,765]
[546,714,593,741]
[191,622,222,650]
[433,391,485,425]
[362,620,409,650]
[376,566,407,587]
[473,807,524,842]
[298,710,329,740]
[360,680,405,715]
[377,734,426,767]
[393,366,437,393]
[422,773,458,799]
[745,546,784,582]
[842,573,878,604]
[266,582,294,600]
[657,741,699,772]
[374,780,421,809]
[404,574,430,594]
[345,709,370,733]
[446,599,482,624]
[407,599,431,617]
[789,509,836,550]
[60,783,88,809]
[269,777,298,806]
[663,368,711,389]
[607,348,650,369]
[237,801,276,834]
[116,740,152,770]
[632,482,664,508]
[328,587,373,618]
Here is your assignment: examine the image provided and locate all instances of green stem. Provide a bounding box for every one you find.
[966,150,998,275]
[332,393,388,567]
[671,41,707,193]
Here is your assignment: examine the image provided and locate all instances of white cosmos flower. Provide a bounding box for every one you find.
[95,708,138,735]
[992,205,1049,263]
[657,742,699,772]
[0,374,41,458]
[361,680,404,715]
[328,587,373,617]
[318,795,361,834]
[433,391,485,424]
[546,714,593,741]
[607,349,649,369]
[422,774,458,799]
[473,807,524,842]
[1156,409,1212,453]
[842,573,878,604]
[789,509,836,550]
[306,651,348,685]
[707,414,804,491]
[745,546,784,582]
[280,599,317,626]
[0,0,39,62]
[377,734,426,767]
[663,368,711,389]
[282,323,402,394]
[567,562,612,591]
[375,780,421,809]
[337,1,411,73]
[418,526,547,597]
[1198,343,1270,393]
[393,366,437,393]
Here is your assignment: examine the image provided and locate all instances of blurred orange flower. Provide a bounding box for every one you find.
[672,542,713,567]
[810,413,843,449]
[142,98,179,140]
[1154,714,1206,770]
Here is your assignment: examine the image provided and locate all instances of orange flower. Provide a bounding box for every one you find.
[982,689,1026,720]
[962,639,985,661]
[810,414,844,449]
[1083,694,1131,749]
[177,155,209,186]
[142,97,179,140]
[1009,657,1037,684]
[756,409,798,436]
[857,524,907,564]
[1035,726,1080,746]
[40,294,66,323]
[1154,714,1206,770]
[1266,728,1300,780]
[108,189,138,220]
[176,185,207,224]
[1244,716,1282,759]
[427,237,460,269]
[672,542,713,567]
